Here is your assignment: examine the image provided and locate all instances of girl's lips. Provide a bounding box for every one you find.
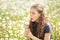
[30,18,33,20]
[30,18,32,19]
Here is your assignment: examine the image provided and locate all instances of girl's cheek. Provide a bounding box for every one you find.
[30,14,33,18]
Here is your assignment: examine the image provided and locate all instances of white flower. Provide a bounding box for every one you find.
[58,22,60,25]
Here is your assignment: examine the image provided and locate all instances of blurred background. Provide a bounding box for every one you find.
[0,0,60,40]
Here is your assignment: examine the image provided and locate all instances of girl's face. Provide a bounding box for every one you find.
[30,8,40,22]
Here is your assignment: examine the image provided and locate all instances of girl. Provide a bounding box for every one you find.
[25,4,52,40]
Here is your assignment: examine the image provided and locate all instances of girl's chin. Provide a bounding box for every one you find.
[31,20,35,22]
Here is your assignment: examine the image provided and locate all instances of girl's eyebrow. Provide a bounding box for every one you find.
[37,10,43,13]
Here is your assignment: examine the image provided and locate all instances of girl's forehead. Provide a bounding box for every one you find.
[30,8,37,12]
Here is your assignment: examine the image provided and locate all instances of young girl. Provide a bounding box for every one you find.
[25,4,52,40]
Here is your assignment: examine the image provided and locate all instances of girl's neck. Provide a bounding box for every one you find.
[35,18,40,23]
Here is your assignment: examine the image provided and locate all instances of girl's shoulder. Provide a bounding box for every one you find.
[44,22,53,33]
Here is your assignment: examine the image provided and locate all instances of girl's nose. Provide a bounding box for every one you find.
[30,14,33,18]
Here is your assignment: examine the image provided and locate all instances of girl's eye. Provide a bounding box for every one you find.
[37,10,43,13]
[32,12,35,14]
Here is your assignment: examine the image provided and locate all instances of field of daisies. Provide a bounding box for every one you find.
[0,0,60,40]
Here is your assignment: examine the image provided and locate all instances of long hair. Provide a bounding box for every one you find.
[29,4,48,39]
